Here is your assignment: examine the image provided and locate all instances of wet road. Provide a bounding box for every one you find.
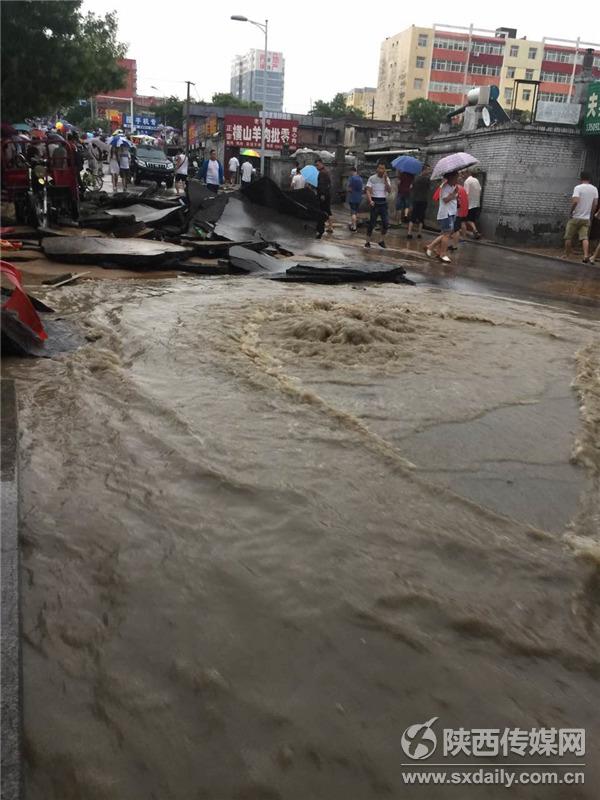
[6,193,600,800]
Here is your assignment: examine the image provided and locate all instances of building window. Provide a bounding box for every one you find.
[510,45,519,57]
[414,78,423,89]
[544,49,575,64]
[540,71,570,83]
[416,56,426,69]
[429,80,470,93]
[469,63,501,76]
[522,89,531,101]
[431,58,464,72]
[504,87,513,102]
[471,41,505,56]
[507,66,516,78]
[433,36,468,51]
[528,47,537,59]
[525,69,534,80]
[539,91,568,102]
[418,34,428,47]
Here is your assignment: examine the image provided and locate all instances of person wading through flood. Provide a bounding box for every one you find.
[464,168,482,239]
[364,161,392,249]
[449,173,469,251]
[395,170,413,225]
[315,158,334,239]
[426,171,459,263]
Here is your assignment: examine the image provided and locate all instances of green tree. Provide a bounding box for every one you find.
[154,96,185,127]
[310,93,365,119]
[211,92,262,110]
[406,98,447,135]
[1,0,126,120]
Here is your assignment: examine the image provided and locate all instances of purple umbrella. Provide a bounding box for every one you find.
[431,152,479,180]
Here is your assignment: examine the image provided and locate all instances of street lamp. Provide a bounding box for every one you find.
[231,14,269,176]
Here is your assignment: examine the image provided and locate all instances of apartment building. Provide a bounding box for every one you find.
[374,24,600,120]
[230,50,285,112]
[345,87,377,116]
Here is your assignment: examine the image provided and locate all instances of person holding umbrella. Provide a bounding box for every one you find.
[407,164,431,240]
[426,171,459,263]
[314,158,334,239]
[364,161,392,249]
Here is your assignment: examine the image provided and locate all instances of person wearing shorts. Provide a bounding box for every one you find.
[364,161,391,248]
[564,171,598,262]
[464,169,482,238]
[118,145,130,190]
[426,172,459,263]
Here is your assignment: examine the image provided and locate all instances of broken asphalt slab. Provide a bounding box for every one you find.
[42,237,191,269]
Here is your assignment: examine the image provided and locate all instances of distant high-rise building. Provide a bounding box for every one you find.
[374,24,600,120]
[230,49,285,112]
[345,88,377,116]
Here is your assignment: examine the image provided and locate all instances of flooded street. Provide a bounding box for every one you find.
[5,268,600,798]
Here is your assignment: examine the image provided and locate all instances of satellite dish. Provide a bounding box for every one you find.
[482,107,491,127]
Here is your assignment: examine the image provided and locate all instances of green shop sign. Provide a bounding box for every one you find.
[584,81,600,135]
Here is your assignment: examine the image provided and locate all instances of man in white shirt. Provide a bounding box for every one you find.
[228,155,240,185]
[364,161,392,249]
[174,150,188,195]
[464,169,482,239]
[240,160,255,184]
[291,171,306,190]
[201,149,224,193]
[564,171,599,262]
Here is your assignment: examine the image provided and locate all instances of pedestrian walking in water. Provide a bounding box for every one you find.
[407,164,431,239]
[464,168,482,238]
[315,158,333,239]
[564,171,598,263]
[364,161,391,249]
[395,170,413,225]
[346,166,364,232]
[426,171,459,263]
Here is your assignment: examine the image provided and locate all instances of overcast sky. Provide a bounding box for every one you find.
[84,1,593,114]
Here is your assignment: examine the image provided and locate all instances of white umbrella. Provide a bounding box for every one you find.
[431,152,479,180]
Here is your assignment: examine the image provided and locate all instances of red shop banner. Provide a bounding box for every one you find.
[225,115,299,151]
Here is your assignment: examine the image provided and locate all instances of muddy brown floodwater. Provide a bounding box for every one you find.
[4,275,600,799]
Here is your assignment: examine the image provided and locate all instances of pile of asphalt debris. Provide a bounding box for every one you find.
[35,178,413,285]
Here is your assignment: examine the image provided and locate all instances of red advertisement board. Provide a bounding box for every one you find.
[225,115,299,151]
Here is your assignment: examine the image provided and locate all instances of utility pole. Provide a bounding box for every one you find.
[371,97,375,119]
[184,80,194,162]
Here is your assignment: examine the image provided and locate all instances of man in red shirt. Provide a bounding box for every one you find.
[395,171,414,224]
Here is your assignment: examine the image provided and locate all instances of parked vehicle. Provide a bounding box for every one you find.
[131,145,175,188]
[1,133,30,222]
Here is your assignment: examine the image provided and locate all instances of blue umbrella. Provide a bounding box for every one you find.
[301,164,318,187]
[391,155,423,174]
[109,135,133,148]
